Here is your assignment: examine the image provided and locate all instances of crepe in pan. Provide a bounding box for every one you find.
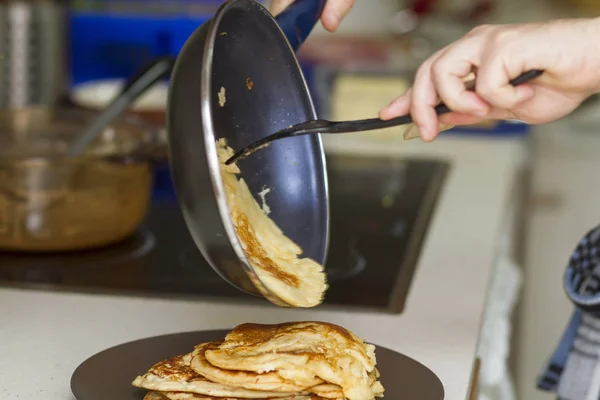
[216,139,328,308]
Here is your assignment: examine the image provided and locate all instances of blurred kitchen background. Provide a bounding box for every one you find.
[1,0,600,399]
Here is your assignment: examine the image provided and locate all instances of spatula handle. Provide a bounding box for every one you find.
[333,69,544,135]
[430,69,544,116]
[225,69,544,165]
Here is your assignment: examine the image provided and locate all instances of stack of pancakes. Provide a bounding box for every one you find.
[133,322,385,400]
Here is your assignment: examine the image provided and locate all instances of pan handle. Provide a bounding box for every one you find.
[274,0,326,51]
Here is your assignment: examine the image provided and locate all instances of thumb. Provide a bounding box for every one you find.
[269,0,295,16]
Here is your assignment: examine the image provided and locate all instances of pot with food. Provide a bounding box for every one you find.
[0,107,164,252]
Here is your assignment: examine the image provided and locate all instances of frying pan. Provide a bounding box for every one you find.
[167,0,329,306]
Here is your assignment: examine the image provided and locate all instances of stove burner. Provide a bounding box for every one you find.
[325,238,367,281]
[0,229,156,269]
[178,241,365,284]
[92,229,157,265]
[0,154,450,313]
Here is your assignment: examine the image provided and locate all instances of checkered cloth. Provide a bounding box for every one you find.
[538,225,600,400]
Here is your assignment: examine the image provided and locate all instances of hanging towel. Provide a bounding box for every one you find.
[538,224,600,400]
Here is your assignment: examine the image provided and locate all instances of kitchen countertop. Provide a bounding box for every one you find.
[0,133,526,400]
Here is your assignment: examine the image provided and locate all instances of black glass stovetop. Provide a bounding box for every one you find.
[0,153,449,314]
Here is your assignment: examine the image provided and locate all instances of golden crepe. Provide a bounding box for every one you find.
[134,322,383,400]
[145,392,169,400]
[191,342,323,391]
[308,371,381,400]
[144,392,324,400]
[306,384,343,399]
[189,343,376,399]
[204,322,384,400]
[216,139,328,307]
[132,353,298,399]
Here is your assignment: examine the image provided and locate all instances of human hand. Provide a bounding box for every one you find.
[380,18,600,141]
[269,0,355,32]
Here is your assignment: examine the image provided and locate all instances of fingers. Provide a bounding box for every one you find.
[380,24,540,142]
[321,0,355,32]
[380,51,446,142]
[380,93,484,125]
[380,91,487,140]
[472,28,536,108]
[380,55,484,141]
[431,40,491,117]
[269,0,295,16]
[409,53,445,142]
[379,89,411,120]
[476,52,535,109]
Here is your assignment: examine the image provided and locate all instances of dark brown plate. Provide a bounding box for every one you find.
[71,330,444,400]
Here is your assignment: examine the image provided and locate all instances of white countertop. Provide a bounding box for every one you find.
[0,133,526,400]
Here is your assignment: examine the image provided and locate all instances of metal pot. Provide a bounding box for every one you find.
[0,107,162,252]
[0,0,68,107]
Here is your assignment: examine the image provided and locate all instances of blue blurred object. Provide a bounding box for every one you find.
[69,2,223,85]
[273,0,325,51]
[445,120,531,138]
[152,164,178,204]
[70,14,211,85]
[69,0,321,85]
[274,0,325,113]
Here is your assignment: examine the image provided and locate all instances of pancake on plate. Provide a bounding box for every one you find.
[204,322,383,400]
[133,322,384,400]
[191,342,322,391]
[132,353,298,398]
[144,392,324,400]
